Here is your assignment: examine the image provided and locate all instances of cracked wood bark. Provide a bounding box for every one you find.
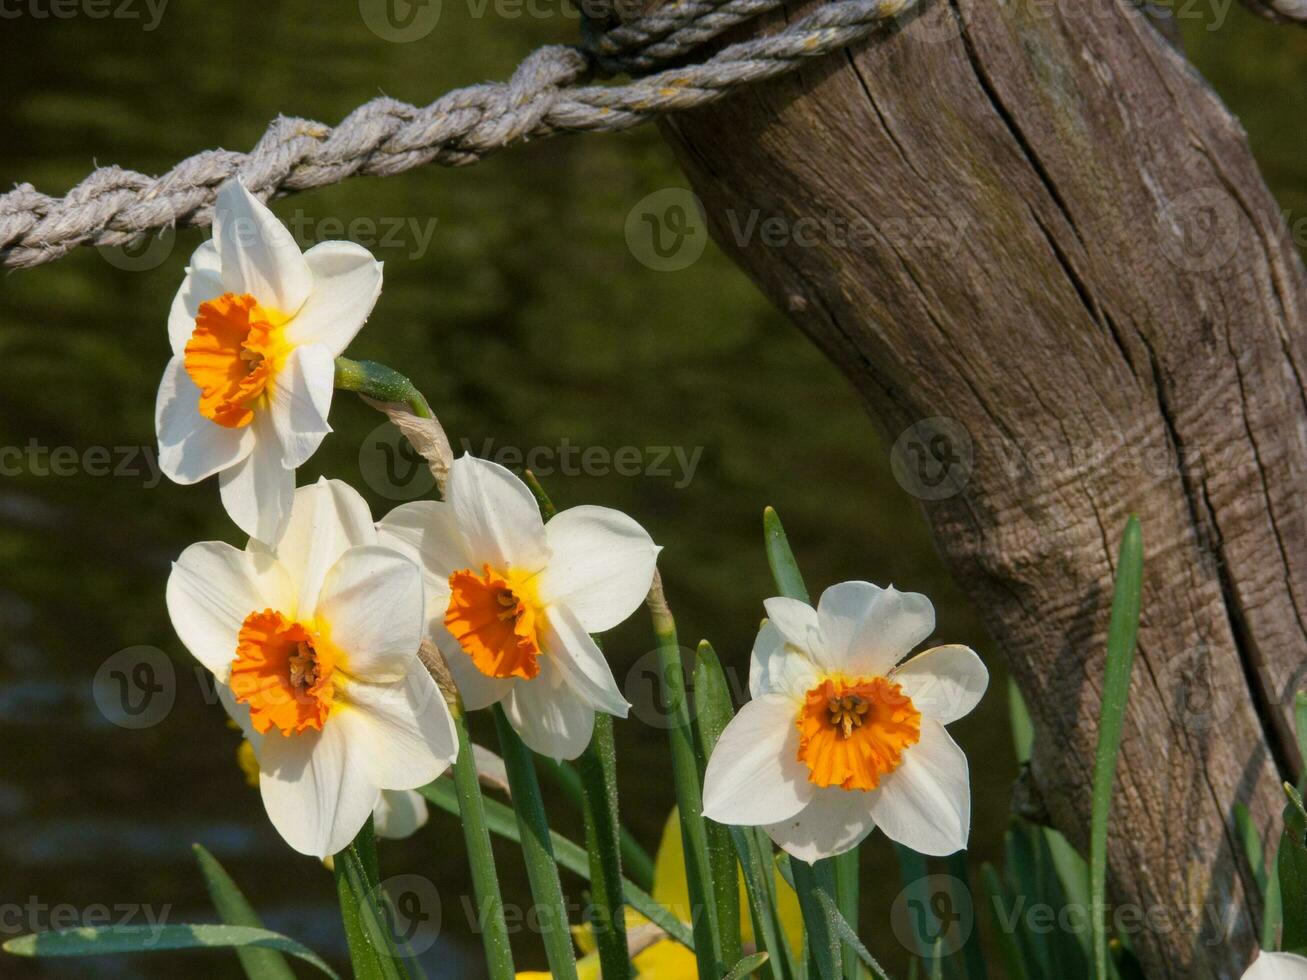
[628,0,1307,976]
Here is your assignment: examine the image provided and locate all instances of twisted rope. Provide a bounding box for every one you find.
[586,0,797,74]
[0,0,916,271]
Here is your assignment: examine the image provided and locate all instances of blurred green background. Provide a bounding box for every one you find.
[0,1,1302,976]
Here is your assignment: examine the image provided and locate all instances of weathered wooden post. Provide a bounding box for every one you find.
[628,1,1307,976]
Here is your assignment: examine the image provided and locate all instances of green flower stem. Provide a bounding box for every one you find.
[790,858,841,980]
[492,704,580,980]
[693,641,743,971]
[333,356,433,419]
[648,578,723,978]
[419,779,695,950]
[577,713,634,980]
[450,706,515,980]
[333,817,409,980]
[537,757,656,892]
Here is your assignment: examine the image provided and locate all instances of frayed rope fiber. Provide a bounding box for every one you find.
[0,0,917,270]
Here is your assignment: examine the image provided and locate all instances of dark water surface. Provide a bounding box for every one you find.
[0,2,1303,977]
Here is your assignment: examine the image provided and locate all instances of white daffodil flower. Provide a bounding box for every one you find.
[377,455,659,761]
[1243,951,1307,979]
[156,177,383,543]
[167,478,456,858]
[702,582,988,862]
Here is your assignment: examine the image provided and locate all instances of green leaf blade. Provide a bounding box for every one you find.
[648,582,723,978]
[1090,516,1144,980]
[4,924,339,978]
[192,844,297,980]
[1279,787,1307,954]
[763,506,810,604]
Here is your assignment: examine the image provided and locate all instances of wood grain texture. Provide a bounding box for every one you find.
[632,1,1307,975]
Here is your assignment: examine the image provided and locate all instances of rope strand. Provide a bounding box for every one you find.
[0,0,915,271]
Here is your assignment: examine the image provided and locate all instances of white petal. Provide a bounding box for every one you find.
[214,178,311,315]
[155,356,254,484]
[257,721,378,858]
[259,478,378,615]
[1244,952,1307,980]
[338,660,458,789]
[315,545,426,683]
[377,500,472,591]
[503,658,595,761]
[702,695,814,826]
[848,587,936,675]
[268,343,335,469]
[167,240,224,356]
[285,241,383,355]
[448,455,549,573]
[538,506,659,633]
[817,582,884,667]
[216,682,261,753]
[749,620,821,700]
[892,645,989,724]
[540,603,630,717]
[867,720,970,856]
[373,789,429,840]
[432,625,516,711]
[218,411,293,544]
[763,789,877,863]
[762,597,822,657]
[167,542,293,679]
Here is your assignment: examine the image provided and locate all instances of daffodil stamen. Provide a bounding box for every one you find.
[445,564,545,681]
[828,693,870,738]
[183,292,290,429]
[797,676,922,791]
[229,609,338,737]
[288,640,320,690]
[495,588,520,621]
